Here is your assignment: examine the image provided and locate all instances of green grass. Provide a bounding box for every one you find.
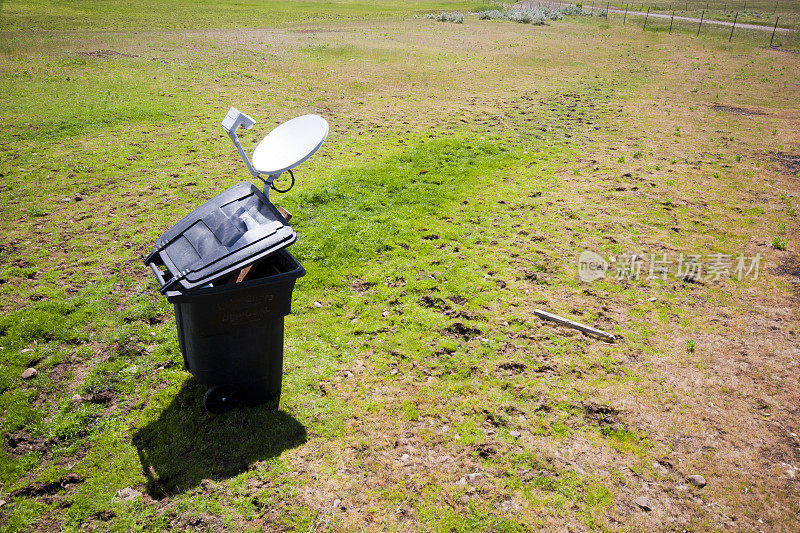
[288,135,513,282]
[0,0,480,31]
[771,236,788,250]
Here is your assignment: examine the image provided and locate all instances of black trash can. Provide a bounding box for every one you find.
[167,249,304,413]
[144,181,303,414]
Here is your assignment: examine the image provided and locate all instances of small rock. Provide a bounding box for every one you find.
[382,310,390,317]
[653,462,668,475]
[115,487,142,501]
[20,348,33,353]
[333,498,342,508]
[647,297,657,302]
[687,474,707,488]
[343,371,354,379]
[21,368,37,380]
[74,193,83,201]
[0,499,5,507]
[634,496,652,511]
[400,453,411,462]
[390,369,398,375]
[509,430,521,438]
[71,394,83,403]
[467,473,484,484]
[313,301,323,308]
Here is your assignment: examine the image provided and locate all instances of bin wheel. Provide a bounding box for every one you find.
[203,385,243,415]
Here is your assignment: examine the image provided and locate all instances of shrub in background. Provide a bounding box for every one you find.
[424,11,465,23]
[477,5,604,24]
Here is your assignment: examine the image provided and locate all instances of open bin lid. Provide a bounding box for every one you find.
[144,181,296,293]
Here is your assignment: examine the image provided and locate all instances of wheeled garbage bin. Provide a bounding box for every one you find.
[144,181,304,414]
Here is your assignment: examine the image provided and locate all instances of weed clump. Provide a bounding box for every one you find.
[771,236,787,250]
[424,11,464,23]
[560,5,597,16]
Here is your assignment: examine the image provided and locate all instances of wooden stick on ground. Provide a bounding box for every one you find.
[534,309,616,342]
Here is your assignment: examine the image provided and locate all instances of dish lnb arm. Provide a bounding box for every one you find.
[221,107,259,178]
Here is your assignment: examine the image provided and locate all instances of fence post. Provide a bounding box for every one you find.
[697,9,704,36]
[669,9,674,33]
[729,12,738,40]
[623,2,628,23]
[643,6,650,28]
[770,16,779,47]
[606,2,610,14]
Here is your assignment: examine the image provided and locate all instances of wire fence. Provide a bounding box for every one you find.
[606,2,799,50]
[487,0,800,50]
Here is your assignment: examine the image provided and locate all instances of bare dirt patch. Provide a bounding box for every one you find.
[77,50,137,58]
[9,473,82,503]
[773,152,800,176]
[710,104,767,116]
[292,28,352,34]
[5,430,50,456]
[775,255,800,298]
[442,321,482,339]
[497,361,527,374]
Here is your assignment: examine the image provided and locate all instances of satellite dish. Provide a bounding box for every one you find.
[221,108,329,195]
[252,115,329,176]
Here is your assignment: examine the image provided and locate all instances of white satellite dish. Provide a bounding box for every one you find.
[221,107,328,196]
[252,115,328,176]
